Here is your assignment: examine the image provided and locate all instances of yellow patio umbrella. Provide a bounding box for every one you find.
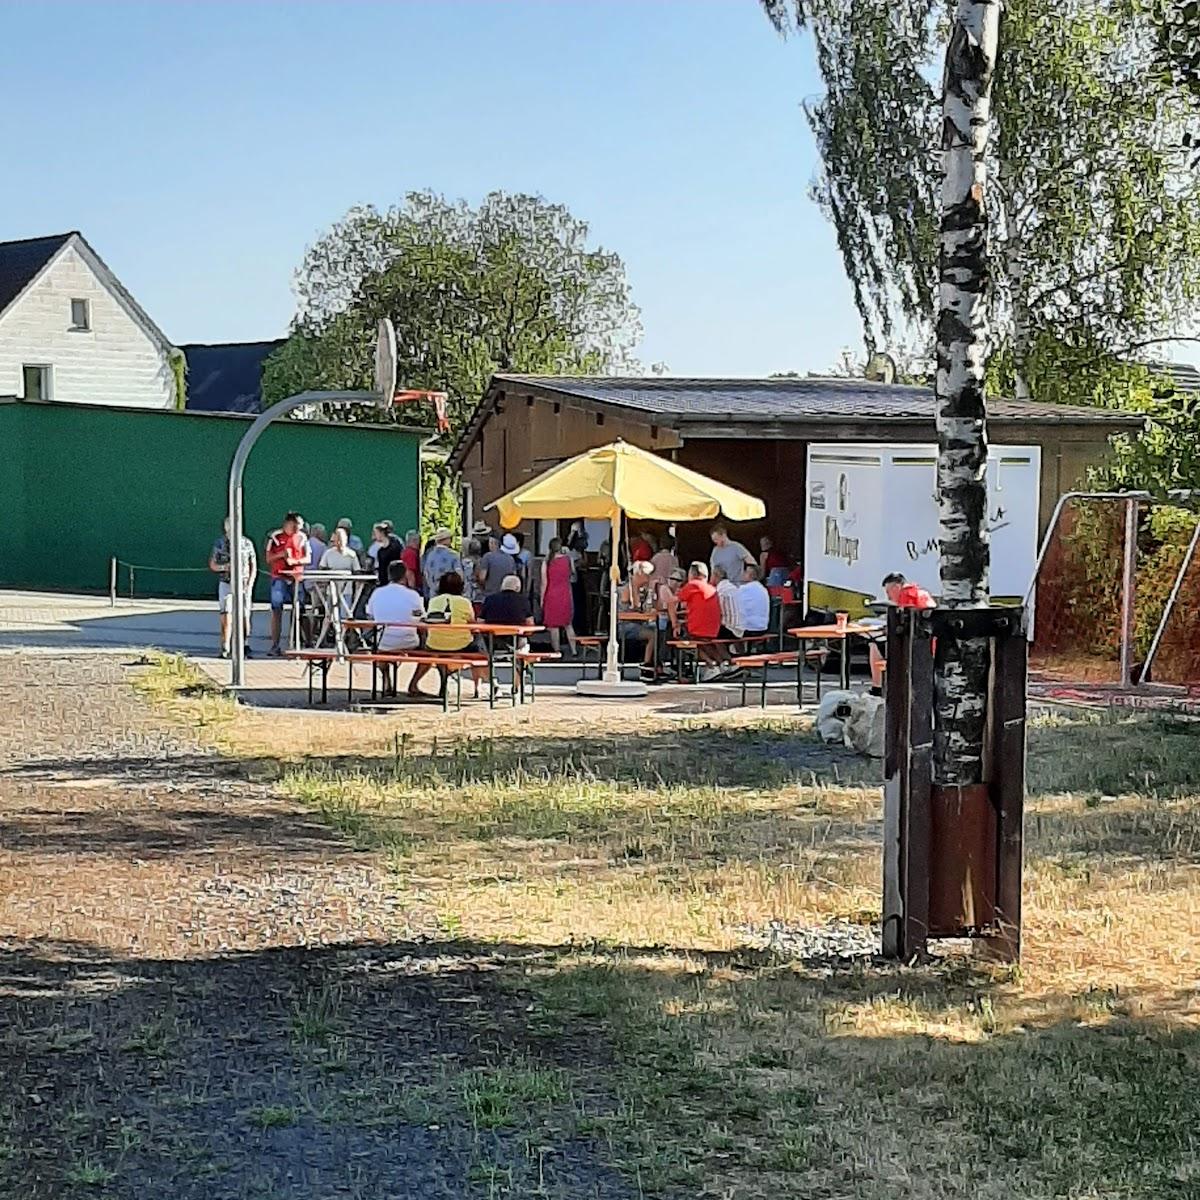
[486,440,766,695]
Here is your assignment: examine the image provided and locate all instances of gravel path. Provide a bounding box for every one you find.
[0,652,629,1199]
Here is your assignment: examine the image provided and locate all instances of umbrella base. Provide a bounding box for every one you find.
[575,679,648,698]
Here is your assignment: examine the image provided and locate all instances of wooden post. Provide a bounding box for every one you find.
[883,606,1026,961]
[1118,496,1139,689]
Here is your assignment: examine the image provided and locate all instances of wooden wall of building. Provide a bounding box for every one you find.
[460,390,682,522]
[459,388,1123,558]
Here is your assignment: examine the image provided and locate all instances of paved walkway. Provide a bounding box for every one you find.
[0,590,222,654]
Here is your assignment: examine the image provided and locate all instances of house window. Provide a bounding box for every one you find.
[22,364,51,400]
[69,298,90,331]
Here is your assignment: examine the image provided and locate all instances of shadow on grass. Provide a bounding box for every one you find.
[0,935,1196,1200]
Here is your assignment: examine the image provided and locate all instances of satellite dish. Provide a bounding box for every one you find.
[374,318,397,408]
[865,352,897,384]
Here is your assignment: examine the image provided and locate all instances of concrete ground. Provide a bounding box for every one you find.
[1,588,844,715]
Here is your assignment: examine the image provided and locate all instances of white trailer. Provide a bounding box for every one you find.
[804,443,1041,615]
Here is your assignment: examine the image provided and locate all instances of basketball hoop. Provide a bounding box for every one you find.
[395,389,451,434]
[374,317,450,432]
[374,318,397,409]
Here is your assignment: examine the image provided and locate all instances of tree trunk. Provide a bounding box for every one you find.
[935,0,1002,785]
[999,179,1033,403]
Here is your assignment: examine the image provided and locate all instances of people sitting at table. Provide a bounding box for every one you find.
[738,563,772,638]
[676,562,727,679]
[481,574,534,632]
[712,564,745,640]
[265,511,310,657]
[710,524,755,585]
[478,534,519,596]
[540,537,578,657]
[411,571,485,700]
[759,536,790,588]
[646,566,687,678]
[364,560,424,696]
[618,560,657,664]
[422,528,462,598]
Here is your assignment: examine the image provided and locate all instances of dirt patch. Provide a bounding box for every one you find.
[0,653,630,1198]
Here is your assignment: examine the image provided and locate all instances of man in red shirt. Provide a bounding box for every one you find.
[674,562,728,679]
[266,511,310,656]
[882,572,935,610]
[872,572,936,688]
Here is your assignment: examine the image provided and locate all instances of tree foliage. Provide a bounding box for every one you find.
[762,0,1200,408]
[262,191,641,434]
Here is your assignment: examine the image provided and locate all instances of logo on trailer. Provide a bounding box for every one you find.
[824,516,859,565]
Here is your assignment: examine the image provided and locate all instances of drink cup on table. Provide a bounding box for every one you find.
[835,611,849,632]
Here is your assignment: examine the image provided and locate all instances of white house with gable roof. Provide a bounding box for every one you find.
[0,232,179,409]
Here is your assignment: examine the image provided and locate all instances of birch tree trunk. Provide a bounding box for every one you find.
[935,0,1002,784]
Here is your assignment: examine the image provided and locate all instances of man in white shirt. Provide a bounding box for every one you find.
[712,565,745,639]
[366,560,425,697]
[737,563,771,636]
[367,561,424,651]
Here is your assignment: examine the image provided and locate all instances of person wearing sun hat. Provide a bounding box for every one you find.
[421,526,462,597]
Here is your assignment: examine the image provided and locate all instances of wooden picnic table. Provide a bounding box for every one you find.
[788,622,876,690]
[345,620,545,708]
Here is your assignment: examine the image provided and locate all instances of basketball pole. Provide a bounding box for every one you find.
[227,390,384,688]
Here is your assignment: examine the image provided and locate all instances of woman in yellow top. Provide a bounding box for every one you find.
[410,571,484,699]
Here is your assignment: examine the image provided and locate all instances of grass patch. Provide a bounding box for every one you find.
[133,651,234,725]
[65,1159,115,1186]
[247,1105,298,1131]
[460,1062,570,1129]
[145,676,1200,1198]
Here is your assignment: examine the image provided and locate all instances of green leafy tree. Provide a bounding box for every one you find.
[263,191,641,436]
[762,0,1200,407]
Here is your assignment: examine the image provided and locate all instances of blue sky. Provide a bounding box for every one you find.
[2,0,861,376]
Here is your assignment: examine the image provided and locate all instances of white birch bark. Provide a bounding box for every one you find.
[935,0,1002,784]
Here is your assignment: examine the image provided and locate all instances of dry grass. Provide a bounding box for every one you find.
[139,656,1200,1198]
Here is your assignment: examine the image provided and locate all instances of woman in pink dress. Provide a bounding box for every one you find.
[540,538,577,656]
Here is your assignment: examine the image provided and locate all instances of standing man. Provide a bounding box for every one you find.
[307,523,328,573]
[209,518,257,659]
[401,529,422,591]
[265,511,309,656]
[372,522,404,586]
[336,518,365,560]
[709,525,755,585]
[423,527,463,597]
[478,534,519,597]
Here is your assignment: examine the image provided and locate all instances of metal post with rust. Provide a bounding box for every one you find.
[882,606,1027,961]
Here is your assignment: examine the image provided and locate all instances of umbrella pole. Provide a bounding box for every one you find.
[575,506,647,698]
[604,509,621,684]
